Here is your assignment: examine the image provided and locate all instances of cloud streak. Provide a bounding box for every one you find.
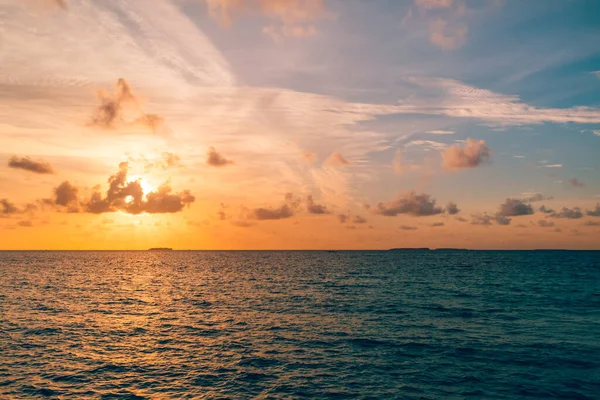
[8,156,54,174]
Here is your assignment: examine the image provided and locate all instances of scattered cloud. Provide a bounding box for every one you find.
[567,178,585,188]
[18,220,33,227]
[253,204,295,220]
[207,147,234,167]
[305,195,329,214]
[1,199,19,215]
[497,198,534,217]
[495,215,511,225]
[446,202,460,215]
[83,162,194,214]
[514,155,525,159]
[324,152,352,167]
[587,204,600,217]
[545,164,562,168]
[203,0,328,40]
[375,191,445,217]
[538,220,555,228]
[54,181,79,207]
[89,78,164,132]
[539,205,554,214]
[400,225,418,231]
[430,222,445,227]
[426,129,455,135]
[551,207,583,219]
[352,215,368,224]
[471,213,492,226]
[337,214,348,223]
[443,138,491,170]
[429,18,467,50]
[583,221,600,226]
[521,193,552,202]
[414,0,453,9]
[593,130,600,136]
[8,156,54,174]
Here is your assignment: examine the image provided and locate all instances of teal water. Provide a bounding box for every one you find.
[1,251,599,399]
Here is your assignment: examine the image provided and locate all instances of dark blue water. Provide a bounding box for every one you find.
[1,251,599,399]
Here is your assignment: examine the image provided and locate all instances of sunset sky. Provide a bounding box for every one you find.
[1,0,599,249]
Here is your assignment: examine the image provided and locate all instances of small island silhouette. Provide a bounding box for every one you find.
[148,247,173,251]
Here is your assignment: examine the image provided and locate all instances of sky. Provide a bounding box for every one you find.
[0,0,599,250]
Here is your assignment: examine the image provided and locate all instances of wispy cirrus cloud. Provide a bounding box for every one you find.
[396,78,600,126]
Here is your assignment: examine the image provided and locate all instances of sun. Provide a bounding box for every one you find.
[124,175,155,204]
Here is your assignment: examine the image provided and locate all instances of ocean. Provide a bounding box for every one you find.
[1,250,599,399]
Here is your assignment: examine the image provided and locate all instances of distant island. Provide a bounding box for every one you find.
[388,248,468,251]
[148,247,173,251]
[389,248,430,251]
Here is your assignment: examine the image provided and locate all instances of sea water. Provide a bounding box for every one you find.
[1,250,599,399]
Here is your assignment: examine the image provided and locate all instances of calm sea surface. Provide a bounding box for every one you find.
[0,250,599,399]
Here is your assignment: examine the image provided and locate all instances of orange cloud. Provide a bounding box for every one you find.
[89,78,164,133]
[443,138,491,170]
[203,0,328,39]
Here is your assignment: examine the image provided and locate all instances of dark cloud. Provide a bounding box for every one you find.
[82,162,194,214]
[471,213,492,226]
[352,215,368,224]
[1,199,19,215]
[250,193,300,220]
[496,198,534,217]
[568,178,585,188]
[523,193,552,202]
[430,222,445,227]
[446,201,460,215]
[90,78,164,132]
[8,156,54,174]
[400,225,418,230]
[551,207,583,219]
[495,215,511,225]
[324,152,352,167]
[455,216,468,222]
[338,214,348,223]
[587,204,600,217]
[538,220,555,228]
[539,205,554,214]
[253,204,294,220]
[305,195,329,214]
[375,191,444,217]
[443,138,491,170]
[207,147,234,167]
[54,181,79,207]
